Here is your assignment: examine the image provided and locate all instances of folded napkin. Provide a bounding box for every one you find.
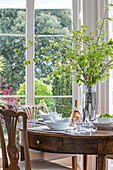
[38,110,45,115]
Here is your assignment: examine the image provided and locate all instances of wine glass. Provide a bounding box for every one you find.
[96,105,101,119]
[88,104,96,132]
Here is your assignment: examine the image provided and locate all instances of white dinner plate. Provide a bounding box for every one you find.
[93,122,113,130]
[42,126,73,131]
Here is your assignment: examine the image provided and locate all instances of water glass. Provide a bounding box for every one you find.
[96,105,101,118]
[73,117,77,128]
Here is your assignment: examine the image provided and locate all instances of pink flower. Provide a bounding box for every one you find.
[0,84,1,87]
[2,77,4,82]
[5,83,8,88]
[5,97,9,101]
[17,98,20,101]
[13,91,16,94]
[4,92,7,95]
[10,87,12,91]
[7,89,9,92]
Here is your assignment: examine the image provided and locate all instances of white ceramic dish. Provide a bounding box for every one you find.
[39,110,51,120]
[96,117,113,123]
[55,117,71,122]
[93,122,113,130]
[45,120,70,130]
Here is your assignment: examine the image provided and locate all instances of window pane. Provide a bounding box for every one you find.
[0,9,26,34]
[35,37,58,79]
[34,37,72,96]
[35,9,72,35]
[0,36,25,92]
[34,97,72,117]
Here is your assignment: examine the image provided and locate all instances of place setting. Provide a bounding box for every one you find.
[37,107,72,133]
[28,107,93,135]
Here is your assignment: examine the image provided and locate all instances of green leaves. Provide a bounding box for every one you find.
[33,58,40,62]
[106,17,113,21]
[28,40,33,45]
[24,45,29,49]
[16,3,113,88]
[14,49,20,54]
[24,60,31,66]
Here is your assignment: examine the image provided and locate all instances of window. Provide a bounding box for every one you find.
[0,0,110,117]
[0,0,73,117]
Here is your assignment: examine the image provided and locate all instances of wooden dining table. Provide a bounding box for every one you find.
[18,121,113,170]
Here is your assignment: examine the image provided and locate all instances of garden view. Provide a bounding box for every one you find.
[0,8,72,117]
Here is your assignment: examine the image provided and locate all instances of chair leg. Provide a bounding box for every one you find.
[72,156,77,170]
[83,154,88,170]
[20,145,25,161]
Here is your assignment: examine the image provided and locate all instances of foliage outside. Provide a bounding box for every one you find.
[17,78,72,117]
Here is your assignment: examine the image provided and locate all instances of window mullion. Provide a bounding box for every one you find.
[26,0,35,104]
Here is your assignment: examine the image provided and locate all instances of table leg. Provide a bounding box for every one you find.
[96,155,98,170]
[20,145,25,161]
[72,156,77,170]
[97,155,106,170]
[83,154,88,170]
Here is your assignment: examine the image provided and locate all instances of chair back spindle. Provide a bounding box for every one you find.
[17,103,45,120]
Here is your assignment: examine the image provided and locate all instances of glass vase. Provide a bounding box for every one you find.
[82,84,96,128]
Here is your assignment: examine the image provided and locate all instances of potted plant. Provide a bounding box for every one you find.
[38,3,113,123]
[15,3,113,123]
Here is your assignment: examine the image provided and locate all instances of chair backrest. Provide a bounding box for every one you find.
[0,109,31,170]
[17,103,45,120]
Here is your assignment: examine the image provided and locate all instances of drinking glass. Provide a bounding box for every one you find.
[48,107,56,114]
[96,105,101,118]
[73,117,77,129]
[88,104,96,132]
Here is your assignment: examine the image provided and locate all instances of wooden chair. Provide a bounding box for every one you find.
[16,104,78,170]
[0,109,73,170]
[16,103,45,122]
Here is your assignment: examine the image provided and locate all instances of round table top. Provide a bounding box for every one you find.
[17,121,113,139]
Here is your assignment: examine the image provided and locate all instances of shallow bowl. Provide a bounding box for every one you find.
[96,117,113,123]
[55,117,71,122]
[45,120,70,130]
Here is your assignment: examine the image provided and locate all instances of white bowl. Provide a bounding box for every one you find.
[55,117,71,122]
[96,117,113,123]
[45,120,70,130]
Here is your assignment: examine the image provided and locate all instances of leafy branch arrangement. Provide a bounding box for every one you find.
[15,3,113,88]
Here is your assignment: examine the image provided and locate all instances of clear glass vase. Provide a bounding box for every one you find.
[82,84,96,129]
